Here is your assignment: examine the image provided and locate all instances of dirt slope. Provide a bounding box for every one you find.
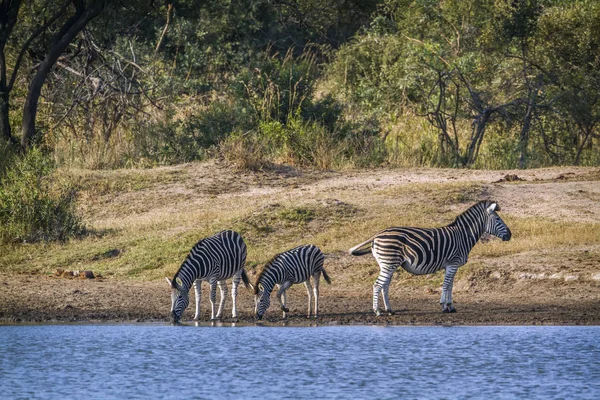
[1,163,599,325]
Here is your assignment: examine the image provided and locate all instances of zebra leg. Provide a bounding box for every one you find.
[209,280,218,320]
[440,266,459,313]
[193,279,202,320]
[216,281,227,319]
[277,281,292,319]
[381,283,394,315]
[373,266,395,316]
[231,271,242,320]
[304,279,313,318]
[312,272,321,318]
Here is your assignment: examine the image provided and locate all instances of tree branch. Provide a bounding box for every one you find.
[7,0,71,92]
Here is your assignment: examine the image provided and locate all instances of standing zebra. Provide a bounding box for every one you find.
[165,230,250,324]
[349,200,511,315]
[254,244,331,320]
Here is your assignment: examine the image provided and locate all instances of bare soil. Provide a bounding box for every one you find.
[1,163,599,325]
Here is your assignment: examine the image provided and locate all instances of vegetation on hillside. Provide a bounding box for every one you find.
[0,0,599,244]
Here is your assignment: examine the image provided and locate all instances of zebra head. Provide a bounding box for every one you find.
[483,201,511,241]
[254,283,271,320]
[165,276,189,324]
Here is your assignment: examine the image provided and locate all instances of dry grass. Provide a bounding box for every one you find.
[1,162,599,297]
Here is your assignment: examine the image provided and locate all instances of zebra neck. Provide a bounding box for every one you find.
[453,218,484,248]
[175,253,212,291]
[259,280,275,295]
[257,268,278,295]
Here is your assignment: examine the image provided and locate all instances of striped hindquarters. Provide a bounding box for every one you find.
[372,227,458,275]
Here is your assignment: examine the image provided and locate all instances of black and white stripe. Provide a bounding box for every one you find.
[166,230,249,323]
[349,200,511,315]
[254,244,331,320]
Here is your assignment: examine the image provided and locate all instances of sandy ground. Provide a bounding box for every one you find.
[1,270,599,325]
[1,163,599,325]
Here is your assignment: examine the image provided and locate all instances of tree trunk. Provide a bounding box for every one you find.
[0,0,22,146]
[464,109,493,167]
[21,0,108,149]
[0,49,12,145]
[574,125,594,166]
[518,83,540,169]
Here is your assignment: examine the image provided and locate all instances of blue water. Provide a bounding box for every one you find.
[0,325,599,399]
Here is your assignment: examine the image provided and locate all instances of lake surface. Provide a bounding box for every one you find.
[0,324,599,399]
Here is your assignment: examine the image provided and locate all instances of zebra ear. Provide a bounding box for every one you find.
[486,202,498,214]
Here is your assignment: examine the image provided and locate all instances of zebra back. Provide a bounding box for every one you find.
[173,230,247,291]
[254,244,326,293]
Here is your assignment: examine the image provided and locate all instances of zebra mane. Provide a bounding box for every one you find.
[171,237,209,290]
[253,255,279,294]
[449,200,495,227]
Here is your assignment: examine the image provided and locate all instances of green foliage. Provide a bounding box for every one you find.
[130,101,254,166]
[0,140,17,180]
[0,148,85,243]
[323,0,600,168]
[4,0,599,170]
[278,207,315,224]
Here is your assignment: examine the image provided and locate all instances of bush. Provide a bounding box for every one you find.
[219,131,271,171]
[129,101,254,167]
[0,148,85,243]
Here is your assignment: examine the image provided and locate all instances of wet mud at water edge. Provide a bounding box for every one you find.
[1,273,599,325]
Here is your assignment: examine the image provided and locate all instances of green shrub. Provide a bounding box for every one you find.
[0,140,17,180]
[130,101,254,166]
[0,148,85,243]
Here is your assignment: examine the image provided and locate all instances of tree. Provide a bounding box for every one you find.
[21,0,109,148]
[0,0,110,151]
[0,0,22,146]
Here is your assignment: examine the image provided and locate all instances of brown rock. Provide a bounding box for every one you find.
[80,270,95,279]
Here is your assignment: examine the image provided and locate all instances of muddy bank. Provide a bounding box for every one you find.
[1,164,599,326]
[1,274,599,325]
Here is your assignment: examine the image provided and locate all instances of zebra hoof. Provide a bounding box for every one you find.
[375,309,382,316]
[442,306,457,313]
[281,306,289,312]
[386,310,395,316]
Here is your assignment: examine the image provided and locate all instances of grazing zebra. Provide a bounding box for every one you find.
[349,200,511,315]
[254,244,331,320]
[165,230,249,324]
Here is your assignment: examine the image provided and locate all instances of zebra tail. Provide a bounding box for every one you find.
[348,237,374,256]
[241,269,252,289]
[321,268,332,285]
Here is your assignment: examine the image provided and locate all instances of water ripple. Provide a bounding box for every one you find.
[0,325,599,399]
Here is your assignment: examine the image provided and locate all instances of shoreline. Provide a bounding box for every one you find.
[1,274,598,326]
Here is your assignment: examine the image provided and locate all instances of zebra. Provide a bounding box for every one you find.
[254,244,331,320]
[349,200,511,315]
[165,230,250,324]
